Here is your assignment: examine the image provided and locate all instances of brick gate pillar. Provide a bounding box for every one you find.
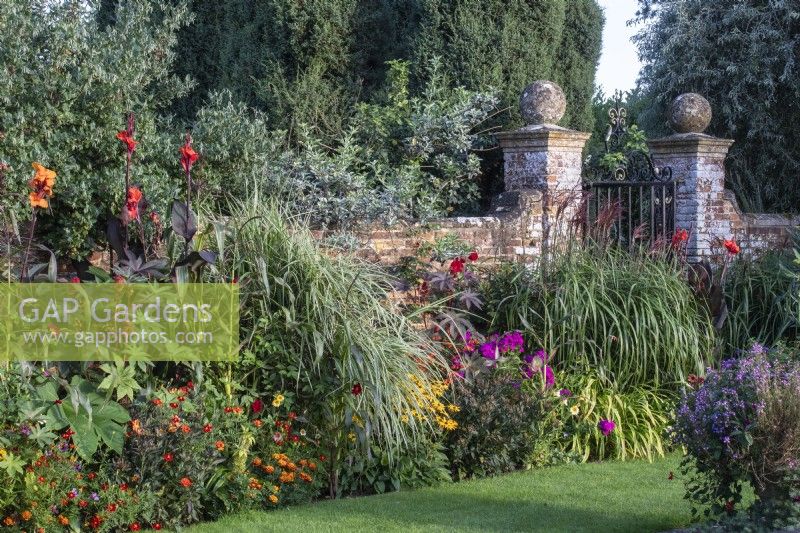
[495,81,590,258]
[647,93,734,262]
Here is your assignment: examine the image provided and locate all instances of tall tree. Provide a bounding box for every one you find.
[634,0,800,213]
[152,0,603,133]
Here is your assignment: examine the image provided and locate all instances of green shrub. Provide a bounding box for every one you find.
[488,250,715,390]
[0,0,192,259]
[336,441,451,497]
[445,370,551,480]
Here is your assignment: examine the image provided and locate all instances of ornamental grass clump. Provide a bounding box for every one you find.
[217,195,448,495]
[674,346,800,526]
[491,248,714,391]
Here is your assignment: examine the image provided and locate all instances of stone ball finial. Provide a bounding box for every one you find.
[520,80,566,125]
[669,93,712,133]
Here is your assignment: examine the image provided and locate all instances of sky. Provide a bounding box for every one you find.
[595,0,643,96]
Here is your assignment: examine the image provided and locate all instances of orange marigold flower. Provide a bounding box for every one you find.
[252,457,262,467]
[214,440,225,451]
[263,465,275,474]
[20,511,32,522]
[3,517,14,526]
[58,515,69,526]
[723,239,740,255]
[181,424,191,434]
[179,477,192,488]
[268,494,278,504]
[28,162,56,209]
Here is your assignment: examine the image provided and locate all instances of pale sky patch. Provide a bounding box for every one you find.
[595,0,643,96]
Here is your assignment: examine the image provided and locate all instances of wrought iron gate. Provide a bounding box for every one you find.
[583,102,675,248]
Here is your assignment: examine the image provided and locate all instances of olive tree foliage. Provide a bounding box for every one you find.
[634,0,800,213]
[0,0,193,259]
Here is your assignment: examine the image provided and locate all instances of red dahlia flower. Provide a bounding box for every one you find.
[251,398,263,414]
[449,257,465,276]
[468,251,479,261]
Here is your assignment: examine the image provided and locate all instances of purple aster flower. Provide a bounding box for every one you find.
[749,343,768,355]
[91,492,99,501]
[559,388,572,397]
[598,419,616,436]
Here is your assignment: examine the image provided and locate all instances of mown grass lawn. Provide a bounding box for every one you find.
[184,454,694,533]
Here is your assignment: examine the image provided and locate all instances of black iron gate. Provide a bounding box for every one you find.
[583,102,675,248]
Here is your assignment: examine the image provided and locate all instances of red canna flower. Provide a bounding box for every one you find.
[671,229,688,248]
[251,398,263,414]
[116,131,138,153]
[125,186,143,220]
[468,251,479,261]
[351,383,362,396]
[723,239,740,255]
[179,141,199,173]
